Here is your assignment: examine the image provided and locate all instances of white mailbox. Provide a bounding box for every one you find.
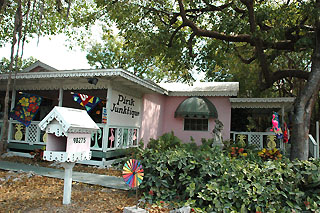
[39,106,99,162]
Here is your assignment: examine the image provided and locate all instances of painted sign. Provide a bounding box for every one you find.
[102,107,107,124]
[108,90,141,127]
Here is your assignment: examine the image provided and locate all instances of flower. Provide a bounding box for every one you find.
[160,201,165,204]
[15,111,21,117]
[19,97,29,107]
[27,103,39,113]
[304,201,310,206]
[149,190,154,196]
[24,111,31,117]
[238,148,244,153]
[242,153,248,157]
[29,96,37,103]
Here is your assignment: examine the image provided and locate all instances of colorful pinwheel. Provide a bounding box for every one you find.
[122,159,144,188]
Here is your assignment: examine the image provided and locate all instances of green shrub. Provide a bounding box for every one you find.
[146,132,182,152]
[138,137,320,212]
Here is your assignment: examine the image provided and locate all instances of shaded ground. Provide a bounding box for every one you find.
[1,156,123,177]
[0,156,172,212]
[0,170,137,212]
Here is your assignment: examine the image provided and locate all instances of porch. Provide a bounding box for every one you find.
[0,119,139,165]
[231,121,319,159]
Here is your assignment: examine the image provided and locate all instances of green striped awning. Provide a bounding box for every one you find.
[174,96,218,119]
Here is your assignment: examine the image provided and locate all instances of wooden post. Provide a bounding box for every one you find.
[61,162,75,205]
[7,89,16,144]
[103,83,112,153]
[58,88,63,107]
[316,121,319,159]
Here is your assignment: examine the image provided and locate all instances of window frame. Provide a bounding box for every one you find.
[183,118,209,131]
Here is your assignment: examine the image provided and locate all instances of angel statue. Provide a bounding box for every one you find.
[212,119,224,148]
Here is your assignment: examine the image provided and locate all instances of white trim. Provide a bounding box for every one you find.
[230,97,295,108]
[159,82,239,97]
[0,69,167,95]
[169,91,238,97]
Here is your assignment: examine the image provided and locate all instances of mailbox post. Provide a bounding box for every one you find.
[39,106,99,205]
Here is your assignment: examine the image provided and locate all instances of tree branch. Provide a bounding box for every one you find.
[188,32,196,57]
[234,46,256,64]
[177,0,253,44]
[168,24,186,47]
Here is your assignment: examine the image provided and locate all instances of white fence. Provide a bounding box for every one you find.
[6,120,139,152]
[309,121,319,159]
[231,121,319,159]
[230,131,284,150]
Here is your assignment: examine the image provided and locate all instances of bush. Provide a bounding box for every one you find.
[136,135,320,212]
[146,132,182,152]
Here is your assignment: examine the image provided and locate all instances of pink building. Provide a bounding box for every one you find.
[141,82,239,145]
[0,61,239,164]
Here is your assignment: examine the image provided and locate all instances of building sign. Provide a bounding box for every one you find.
[108,91,141,127]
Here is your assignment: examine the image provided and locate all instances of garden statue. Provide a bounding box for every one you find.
[212,119,224,148]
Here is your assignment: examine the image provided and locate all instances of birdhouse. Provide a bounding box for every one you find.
[38,106,99,162]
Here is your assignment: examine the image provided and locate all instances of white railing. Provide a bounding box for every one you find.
[7,120,139,152]
[309,121,319,159]
[308,134,319,159]
[230,131,285,150]
[0,119,3,139]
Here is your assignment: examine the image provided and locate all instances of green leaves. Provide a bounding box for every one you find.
[134,133,320,211]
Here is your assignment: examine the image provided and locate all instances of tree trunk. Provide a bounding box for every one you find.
[290,16,320,160]
[0,0,21,153]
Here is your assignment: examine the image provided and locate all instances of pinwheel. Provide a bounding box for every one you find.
[122,159,144,188]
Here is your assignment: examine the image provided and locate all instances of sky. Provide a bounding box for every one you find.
[0,34,91,70]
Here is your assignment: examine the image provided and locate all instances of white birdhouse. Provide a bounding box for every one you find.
[39,106,99,162]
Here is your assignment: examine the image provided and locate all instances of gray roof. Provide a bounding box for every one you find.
[158,82,239,96]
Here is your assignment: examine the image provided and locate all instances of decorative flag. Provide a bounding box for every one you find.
[10,93,42,127]
[270,112,283,139]
[73,93,101,113]
[122,159,144,188]
[283,122,289,143]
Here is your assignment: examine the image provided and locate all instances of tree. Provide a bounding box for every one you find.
[0,0,98,153]
[95,0,320,160]
[0,56,37,72]
[86,30,196,82]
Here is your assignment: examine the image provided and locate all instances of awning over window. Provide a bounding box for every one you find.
[174,96,218,119]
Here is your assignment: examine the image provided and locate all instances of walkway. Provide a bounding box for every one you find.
[0,160,129,190]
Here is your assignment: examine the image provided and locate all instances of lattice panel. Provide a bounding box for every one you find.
[115,128,123,148]
[128,129,133,147]
[26,124,38,144]
[132,129,138,146]
[249,134,263,149]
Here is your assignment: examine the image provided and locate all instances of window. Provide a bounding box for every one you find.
[184,118,208,131]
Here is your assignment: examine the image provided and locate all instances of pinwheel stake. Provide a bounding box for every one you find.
[123,159,144,209]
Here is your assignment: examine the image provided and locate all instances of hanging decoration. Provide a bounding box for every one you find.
[270,112,283,139]
[102,107,107,124]
[283,122,289,143]
[122,159,144,188]
[72,93,101,113]
[9,93,42,127]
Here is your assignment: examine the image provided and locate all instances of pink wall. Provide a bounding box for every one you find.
[140,94,166,144]
[161,96,231,145]
[141,94,232,146]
